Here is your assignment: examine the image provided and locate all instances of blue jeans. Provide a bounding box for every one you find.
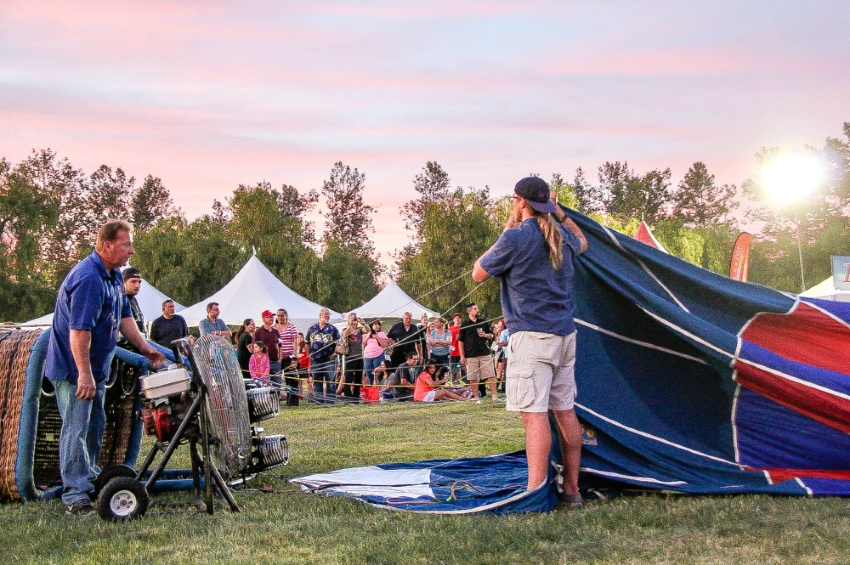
[363,355,384,385]
[450,356,463,379]
[311,359,338,404]
[430,353,449,370]
[54,380,106,506]
[270,360,282,391]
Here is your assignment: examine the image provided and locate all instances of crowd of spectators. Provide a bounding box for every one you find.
[177,301,509,406]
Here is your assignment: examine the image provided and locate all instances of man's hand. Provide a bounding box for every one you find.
[69,329,95,400]
[76,373,97,400]
[141,345,167,369]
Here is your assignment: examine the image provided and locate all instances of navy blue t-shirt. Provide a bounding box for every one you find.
[479,218,582,336]
[45,251,132,384]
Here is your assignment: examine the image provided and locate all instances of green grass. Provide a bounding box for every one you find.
[2,401,849,564]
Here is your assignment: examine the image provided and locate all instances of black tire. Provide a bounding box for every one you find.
[120,363,139,396]
[40,375,55,398]
[96,477,149,521]
[94,464,137,497]
[105,358,120,389]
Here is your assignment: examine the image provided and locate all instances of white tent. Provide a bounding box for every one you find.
[799,277,850,302]
[351,279,439,320]
[20,276,185,327]
[177,253,341,332]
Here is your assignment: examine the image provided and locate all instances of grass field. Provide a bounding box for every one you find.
[2,401,849,564]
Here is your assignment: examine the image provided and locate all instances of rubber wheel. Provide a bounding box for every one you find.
[105,359,120,389]
[97,477,149,521]
[41,376,55,398]
[120,364,139,396]
[94,464,137,497]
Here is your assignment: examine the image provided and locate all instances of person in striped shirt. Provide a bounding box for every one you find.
[275,308,300,406]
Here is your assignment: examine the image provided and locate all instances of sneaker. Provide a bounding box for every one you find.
[66,499,97,516]
[559,492,583,509]
[475,400,482,404]
[494,397,506,403]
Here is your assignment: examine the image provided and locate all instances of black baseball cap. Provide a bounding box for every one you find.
[122,267,142,281]
[514,177,557,214]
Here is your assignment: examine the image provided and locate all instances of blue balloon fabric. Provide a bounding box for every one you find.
[293,209,850,514]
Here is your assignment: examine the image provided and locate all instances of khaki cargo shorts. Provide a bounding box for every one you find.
[465,355,495,383]
[505,330,577,413]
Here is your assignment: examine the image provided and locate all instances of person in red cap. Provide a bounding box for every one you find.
[254,310,282,393]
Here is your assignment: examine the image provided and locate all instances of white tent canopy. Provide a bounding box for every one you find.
[20,274,184,327]
[350,279,439,320]
[799,277,850,302]
[177,253,341,332]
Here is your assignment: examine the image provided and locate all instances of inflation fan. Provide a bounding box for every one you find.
[0,329,288,521]
[93,334,289,520]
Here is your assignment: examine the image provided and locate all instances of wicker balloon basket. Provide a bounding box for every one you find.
[0,328,142,502]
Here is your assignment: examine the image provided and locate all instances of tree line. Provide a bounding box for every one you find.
[1,121,848,322]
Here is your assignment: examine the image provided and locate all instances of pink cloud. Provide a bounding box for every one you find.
[3,1,847,269]
[540,45,776,77]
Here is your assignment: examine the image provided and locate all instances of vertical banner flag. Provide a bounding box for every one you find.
[729,232,752,282]
[831,256,850,291]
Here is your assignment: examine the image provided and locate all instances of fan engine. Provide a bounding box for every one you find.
[140,367,193,442]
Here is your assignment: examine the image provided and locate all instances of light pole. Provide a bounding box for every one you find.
[792,210,806,292]
[761,152,825,294]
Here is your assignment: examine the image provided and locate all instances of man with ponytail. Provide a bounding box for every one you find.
[472,176,587,506]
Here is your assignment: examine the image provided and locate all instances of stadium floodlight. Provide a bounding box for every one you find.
[761,151,826,292]
[761,152,825,206]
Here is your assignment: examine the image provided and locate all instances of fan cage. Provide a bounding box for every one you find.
[254,434,289,471]
[190,335,253,478]
[246,387,280,423]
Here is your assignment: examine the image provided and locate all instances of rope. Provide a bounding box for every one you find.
[240,369,508,400]
[296,275,491,366]
[229,269,501,382]
[232,274,522,482]
[277,398,524,465]
[237,275,502,410]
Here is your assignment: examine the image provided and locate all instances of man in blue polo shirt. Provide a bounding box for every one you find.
[473,176,588,506]
[46,219,165,516]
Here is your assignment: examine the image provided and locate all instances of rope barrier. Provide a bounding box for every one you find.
[275,275,492,367]
[204,265,501,378]
[225,273,520,473]
[239,367,507,396]
[274,400,526,474]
